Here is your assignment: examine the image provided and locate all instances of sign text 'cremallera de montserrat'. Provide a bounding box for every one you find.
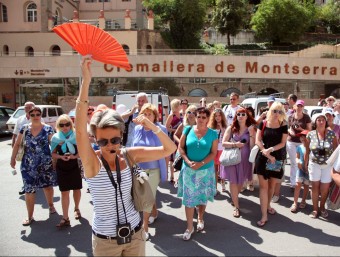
[104,57,339,80]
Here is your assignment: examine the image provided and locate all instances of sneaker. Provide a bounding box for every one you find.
[271,195,280,203]
[144,231,150,241]
[148,215,158,225]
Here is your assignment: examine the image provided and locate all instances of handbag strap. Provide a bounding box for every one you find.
[261,120,267,138]
[183,126,192,153]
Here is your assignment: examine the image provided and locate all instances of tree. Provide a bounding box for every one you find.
[319,0,340,33]
[250,0,312,45]
[143,0,207,49]
[211,0,248,46]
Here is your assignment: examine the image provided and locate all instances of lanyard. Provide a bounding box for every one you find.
[315,130,326,149]
[101,155,128,225]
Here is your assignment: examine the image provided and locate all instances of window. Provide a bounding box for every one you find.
[27,3,37,22]
[122,0,131,2]
[122,45,130,55]
[99,0,110,2]
[42,108,47,118]
[85,0,97,2]
[57,108,64,116]
[48,108,57,117]
[26,46,34,56]
[51,45,61,56]
[0,3,8,22]
[3,45,9,55]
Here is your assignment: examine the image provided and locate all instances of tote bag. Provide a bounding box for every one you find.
[219,146,241,167]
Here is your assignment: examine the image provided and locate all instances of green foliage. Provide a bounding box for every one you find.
[143,0,206,49]
[211,0,248,45]
[250,0,312,45]
[202,43,230,55]
[318,0,340,33]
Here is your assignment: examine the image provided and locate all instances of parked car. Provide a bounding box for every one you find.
[303,106,323,118]
[6,105,64,132]
[241,97,286,117]
[0,106,15,135]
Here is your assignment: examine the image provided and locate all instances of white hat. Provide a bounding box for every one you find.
[312,113,327,123]
[322,107,335,117]
[116,104,128,115]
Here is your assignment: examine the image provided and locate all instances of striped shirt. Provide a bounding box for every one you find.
[87,165,141,237]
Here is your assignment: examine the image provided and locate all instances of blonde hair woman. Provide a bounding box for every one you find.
[254,102,288,227]
[51,114,82,228]
[166,98,183,183]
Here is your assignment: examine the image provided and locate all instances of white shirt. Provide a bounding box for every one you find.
[13,115,30,135]
[224,105,240,126]
[334,111,340,126]
[334,153,340,172]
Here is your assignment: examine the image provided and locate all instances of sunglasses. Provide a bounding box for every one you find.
[327,99,334,102]
[237,113,247,117]
[30,113,41,117]
[196,116,207,119]
[272,110,283,114]
[187,111,196,115]
[181,102,188,105]
[96,137,121,147]
[230,98,237,101]
[59,122,71,128]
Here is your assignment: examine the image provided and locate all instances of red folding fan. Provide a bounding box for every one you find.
[53,23,131,70]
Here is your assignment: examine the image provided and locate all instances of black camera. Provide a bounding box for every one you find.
[293,124,299,129]
[318,148,326,156]
[116,223,132,245]
[240,139,247,143]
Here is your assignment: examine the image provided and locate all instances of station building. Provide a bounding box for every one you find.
[0,0,339,110]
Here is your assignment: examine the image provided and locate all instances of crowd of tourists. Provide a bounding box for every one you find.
[10,56,340,256]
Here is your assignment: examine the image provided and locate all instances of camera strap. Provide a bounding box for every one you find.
[101,154,128,225]
[315,130,326,149]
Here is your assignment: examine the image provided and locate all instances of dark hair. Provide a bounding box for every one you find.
[245,106,255,118]
[288,94,298,103]
[196,107,211,117]
[181,99,188,104]
[28,106,42,114]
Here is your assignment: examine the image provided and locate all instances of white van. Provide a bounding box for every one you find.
[112,90,170,124]
[6,105,64,132]
[241,97,286,117]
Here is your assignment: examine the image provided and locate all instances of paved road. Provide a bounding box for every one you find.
[0,135,339,256]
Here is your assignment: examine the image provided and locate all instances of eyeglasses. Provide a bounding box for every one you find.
[237,113,247,117]
[272,110,283,114]
[96,137,121,147]
[327,99,335,102]
[181,102,188,105]
[187,111,196,115]
[230,98,237,101]
[196,116,207,119]
[59,122,71,128]
[30,113,41,117]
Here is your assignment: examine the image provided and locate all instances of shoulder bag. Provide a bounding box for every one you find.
[327,181,340,210]
[219,137,241,167]
[172,127,192,171]
[249,121,267,163]
[121,148,155,212]
[16,125,28,162]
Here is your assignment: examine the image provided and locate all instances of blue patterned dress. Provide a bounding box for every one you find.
[20,124,57,193]
[177,126,218,207]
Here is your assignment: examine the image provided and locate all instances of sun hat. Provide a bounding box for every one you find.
[312,113,327,123]
[322,107,335,117]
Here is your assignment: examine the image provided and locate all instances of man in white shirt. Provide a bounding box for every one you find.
[122,92,148,147]
[11,101,35,195]
[223,92,240,126]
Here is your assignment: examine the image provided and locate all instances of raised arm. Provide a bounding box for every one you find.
[127,114,177,164]
[75,58,100,178]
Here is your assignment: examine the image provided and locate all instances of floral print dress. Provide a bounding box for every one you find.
[20,124,57,193]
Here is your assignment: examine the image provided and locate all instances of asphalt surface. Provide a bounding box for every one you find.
[0,134,339,256]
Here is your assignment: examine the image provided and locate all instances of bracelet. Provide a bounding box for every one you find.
[76,98,89,104]
[153,127,161,134]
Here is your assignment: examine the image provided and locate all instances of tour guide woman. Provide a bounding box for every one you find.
[75,57,176,256]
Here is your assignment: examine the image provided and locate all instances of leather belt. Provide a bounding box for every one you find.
[92,221,142,240]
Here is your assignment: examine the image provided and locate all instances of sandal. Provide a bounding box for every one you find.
[74,209,82,220]
[267,208,276,215]
[309,210,318,219]
[320,210,329,218]
[247,184,255,192]
[290,203,298,213]
[299,202,306,209]
[56,218,70,228]
[257,220,267,227]
[49,206,56,214]
[183,228,194,241]
[22,217,34,226]
[233,208,240,218]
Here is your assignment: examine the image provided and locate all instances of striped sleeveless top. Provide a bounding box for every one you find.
[87,166,141,237]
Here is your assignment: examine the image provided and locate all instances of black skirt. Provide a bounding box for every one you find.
[56,158,82,191]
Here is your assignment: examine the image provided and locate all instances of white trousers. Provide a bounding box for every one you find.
[286,141,301,186]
